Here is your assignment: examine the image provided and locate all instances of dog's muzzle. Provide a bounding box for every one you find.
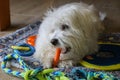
[51,39,71,54]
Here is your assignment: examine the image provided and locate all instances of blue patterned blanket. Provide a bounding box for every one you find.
[0,21,120,79]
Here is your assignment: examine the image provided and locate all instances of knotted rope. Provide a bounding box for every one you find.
[1,53,69,80]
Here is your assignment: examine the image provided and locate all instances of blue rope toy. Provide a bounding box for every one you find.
[12,43,35,56]
[1,43,117,80]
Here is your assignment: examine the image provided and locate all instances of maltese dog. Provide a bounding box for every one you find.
[33,2,105,68]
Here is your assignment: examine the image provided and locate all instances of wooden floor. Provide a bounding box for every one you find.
[0,0,120,80]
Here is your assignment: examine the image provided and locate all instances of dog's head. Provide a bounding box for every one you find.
[39,3,104,55]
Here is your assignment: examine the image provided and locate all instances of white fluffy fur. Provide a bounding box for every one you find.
[33,2,104,68]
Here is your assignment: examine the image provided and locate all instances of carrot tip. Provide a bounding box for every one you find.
[53,48,61,67]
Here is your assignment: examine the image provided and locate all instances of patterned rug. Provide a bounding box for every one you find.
[0,21,120,79]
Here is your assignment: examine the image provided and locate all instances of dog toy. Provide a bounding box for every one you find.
[26,35,36,46]
[80,42,120,70]
[53,48,62,67]
[1,53,69,80]
[12,43,35,57]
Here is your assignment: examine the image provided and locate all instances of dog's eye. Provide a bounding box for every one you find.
[61,24,69,30]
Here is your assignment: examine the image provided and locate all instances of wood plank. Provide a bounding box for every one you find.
[0,0,10,30]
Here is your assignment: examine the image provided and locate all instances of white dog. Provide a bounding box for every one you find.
[33,2,105,68]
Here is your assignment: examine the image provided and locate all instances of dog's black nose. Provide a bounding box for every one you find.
[51,39,58,46]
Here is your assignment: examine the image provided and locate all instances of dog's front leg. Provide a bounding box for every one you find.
[41,57,53,68]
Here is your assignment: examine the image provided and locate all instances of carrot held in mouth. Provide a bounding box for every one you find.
[53,48,61,67]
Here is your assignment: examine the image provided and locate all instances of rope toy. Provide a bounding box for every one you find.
[1,43,69,80]
[1,53,69,80]
[12,43,35,57]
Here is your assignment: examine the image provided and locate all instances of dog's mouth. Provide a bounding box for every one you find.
[61,47,71,54]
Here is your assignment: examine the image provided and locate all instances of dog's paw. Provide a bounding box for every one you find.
[42,61,52,69]
[58,60,74,68]
[42,62,52,68]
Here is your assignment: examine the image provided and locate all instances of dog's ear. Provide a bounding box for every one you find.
[42,8,56,20]
[96,12,106,33]
[88,5,106,33]
[88,5,106,21]
[44,8,56,17]
[99,12,106,21]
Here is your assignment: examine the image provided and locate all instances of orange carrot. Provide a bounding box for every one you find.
[53,48,61,67]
